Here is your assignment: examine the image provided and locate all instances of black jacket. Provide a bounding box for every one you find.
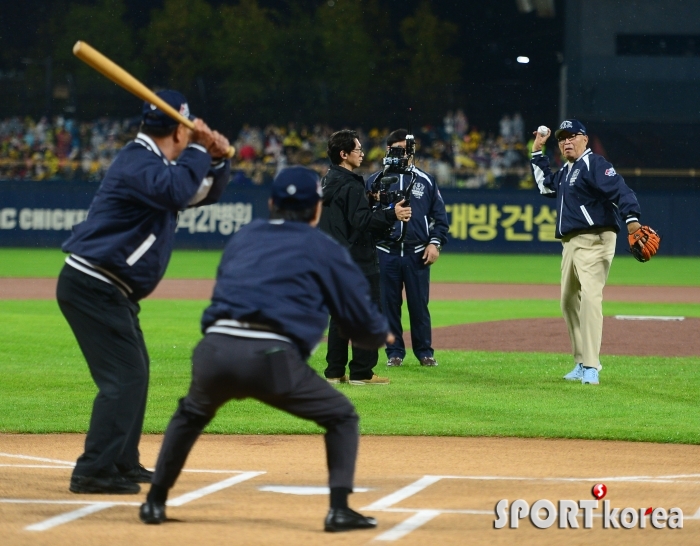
[319,164,397,276]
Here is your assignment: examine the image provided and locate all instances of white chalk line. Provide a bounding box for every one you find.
[1,499,139,506]
[0,464,74,469]
[362,475,443,510]
[362,474,700,541]
[0,452,76,466]
[373,510,442,542]
[167,471,265,507]
[4,462,700,538]
[25,503,116,531]
[3,470,265,531]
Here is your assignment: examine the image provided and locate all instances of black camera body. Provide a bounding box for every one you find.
[369,134,417,243]
[380,133,416,176]
[371,175,404,209]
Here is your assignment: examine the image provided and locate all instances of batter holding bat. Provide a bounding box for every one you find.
[57,89,231,494]
[531,119,660,385]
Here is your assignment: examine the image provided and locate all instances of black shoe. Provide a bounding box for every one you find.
[119,464,154,484]
[139,500,166,524]
[324,508,377,532]
[69,474,141,494]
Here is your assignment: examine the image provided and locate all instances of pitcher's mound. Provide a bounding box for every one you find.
[427,317,700,357]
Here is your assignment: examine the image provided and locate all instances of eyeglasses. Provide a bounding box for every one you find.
[557,133,583,143]
[350,148,365,155]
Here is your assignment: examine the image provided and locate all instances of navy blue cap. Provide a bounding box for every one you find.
[555,119,587,139]
[142,90,195,128]
[271,166,322,210]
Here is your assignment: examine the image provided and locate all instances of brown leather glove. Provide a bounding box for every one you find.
[628,225,661,262]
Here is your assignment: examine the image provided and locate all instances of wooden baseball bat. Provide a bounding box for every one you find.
[73,41,235,159]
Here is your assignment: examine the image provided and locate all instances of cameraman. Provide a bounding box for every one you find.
[320,129,411,385]
[366,129,449,368]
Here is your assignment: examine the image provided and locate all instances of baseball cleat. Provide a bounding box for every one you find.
[386,357,403,367]
[69,474,140,494]
[139,500,166,524]
[349,375,390,385]
[581,367,600,385]
[563,363,584,381]
[119,464,154,484]
[324,508,377,532]
[420,356,438,367]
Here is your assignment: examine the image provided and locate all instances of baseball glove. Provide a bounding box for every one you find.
[628,225,661,262]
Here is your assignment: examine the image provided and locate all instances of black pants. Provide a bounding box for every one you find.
[378,250,433,360]
[324,273,381,380]
[56,264,149,478]
[152,333,359,491]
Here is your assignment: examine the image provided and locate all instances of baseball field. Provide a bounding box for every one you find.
[2,249,700,545]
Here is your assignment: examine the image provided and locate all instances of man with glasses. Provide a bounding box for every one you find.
[320,129,411,385]
[530,119,643,385]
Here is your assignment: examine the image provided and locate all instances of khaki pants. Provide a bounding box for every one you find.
[560,229,617,370]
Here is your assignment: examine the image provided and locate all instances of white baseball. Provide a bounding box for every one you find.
[537,125,549,137]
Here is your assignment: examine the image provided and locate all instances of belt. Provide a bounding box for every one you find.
[205,319,292,344]
[561,226,615,243]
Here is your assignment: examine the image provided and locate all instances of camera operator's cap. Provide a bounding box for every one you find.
[554,119,587,139]
[271,166,322,210]
[142,90,195,129]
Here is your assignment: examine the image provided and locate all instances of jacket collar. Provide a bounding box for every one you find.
[134,132,169,165]
[329,164,365,183]
[566,148,592,169]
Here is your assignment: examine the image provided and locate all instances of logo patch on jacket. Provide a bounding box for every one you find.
[412,182,425,199]
[605,167,616,177]
[569,169,580,186]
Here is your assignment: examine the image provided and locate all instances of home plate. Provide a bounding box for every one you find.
[614,315,685,321]
[258,486,371,495]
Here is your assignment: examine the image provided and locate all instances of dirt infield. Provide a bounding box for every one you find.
[2,434,700,545]
[3,277,700,303]
[426,317,700,357]
[3,278,699,544]
[3,278,698,357]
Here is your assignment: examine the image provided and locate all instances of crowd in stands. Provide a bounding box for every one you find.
[0,116,139,182]
[0,110,546,189]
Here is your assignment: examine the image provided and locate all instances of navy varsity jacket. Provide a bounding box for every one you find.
[365,167,449,254]
[62,133,230,301]
[201,219,389,358]
[530,148,641,238]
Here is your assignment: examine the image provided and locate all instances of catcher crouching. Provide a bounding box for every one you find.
[530,119,660,385]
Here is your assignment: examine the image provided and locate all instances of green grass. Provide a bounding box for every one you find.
[1,248,699,286]
[2,299,699,443]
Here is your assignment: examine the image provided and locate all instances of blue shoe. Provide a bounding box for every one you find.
[563,363,584,381]
[582,367,599,385]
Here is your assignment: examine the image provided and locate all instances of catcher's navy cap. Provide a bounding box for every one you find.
[142,90,195,128]
[271,166,322,210]
[555,119,587,139]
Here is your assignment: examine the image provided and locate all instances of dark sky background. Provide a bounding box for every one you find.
[0,0,565,131]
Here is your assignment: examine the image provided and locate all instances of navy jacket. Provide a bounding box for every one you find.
[202,219,389,358]
[319,165,397,276]
[366,167,449,253]
[62,133,230,301]
[530,148,641,238]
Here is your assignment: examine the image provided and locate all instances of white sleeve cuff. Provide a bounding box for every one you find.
[625,217,639,224]
[188,143,208,154]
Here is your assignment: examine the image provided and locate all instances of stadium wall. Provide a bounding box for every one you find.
[0,182,696,255]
